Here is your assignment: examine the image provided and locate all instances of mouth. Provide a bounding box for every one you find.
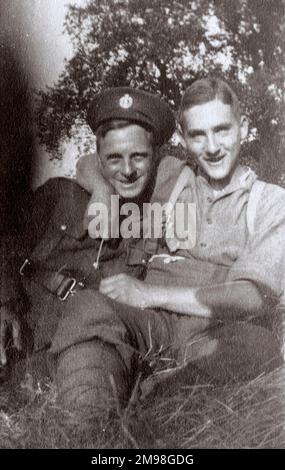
[120,179,138,184]
[117,178,140,188]
[205,154,225,165]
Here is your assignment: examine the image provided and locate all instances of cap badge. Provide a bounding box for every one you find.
[119,94,133,109]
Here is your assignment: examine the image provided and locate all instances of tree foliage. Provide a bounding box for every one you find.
[36,0,285,184]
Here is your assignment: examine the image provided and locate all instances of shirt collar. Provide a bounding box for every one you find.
[196,164,257,199]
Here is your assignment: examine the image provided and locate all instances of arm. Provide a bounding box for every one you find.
[77,154,118,239]
[99,274,266,320]
[76,153,114,198]
[146,279,265,319]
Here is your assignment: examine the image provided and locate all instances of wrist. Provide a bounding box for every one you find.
[143,285,168,309]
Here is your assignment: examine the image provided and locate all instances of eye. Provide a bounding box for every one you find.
[215,126,231,136]
[107,154,122,163]
[217,129,228,136]
[132,153,149,163]
[188,132,205,143]
[193,135,204,142]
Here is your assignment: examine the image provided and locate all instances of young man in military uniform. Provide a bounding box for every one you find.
[0,87,176,383]
[52,78,284,418]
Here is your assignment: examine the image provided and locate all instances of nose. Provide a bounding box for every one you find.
[122,159,135,177]
[206,133,219,156]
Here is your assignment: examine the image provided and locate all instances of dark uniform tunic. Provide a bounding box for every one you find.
[17,177,145,353]
[16,156,183,356]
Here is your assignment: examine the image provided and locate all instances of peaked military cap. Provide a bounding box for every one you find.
[87,86,176,146]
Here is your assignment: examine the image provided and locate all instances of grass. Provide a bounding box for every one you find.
[0,364,285,449]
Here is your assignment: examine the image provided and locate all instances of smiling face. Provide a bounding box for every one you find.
[97,124,155,199]
[181,99,248,186]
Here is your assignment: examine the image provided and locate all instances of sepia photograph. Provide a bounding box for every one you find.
[0,0,284,452]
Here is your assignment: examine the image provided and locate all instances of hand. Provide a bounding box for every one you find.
[76,153,114,195]
[0,305,22,367]
[99,274,152,309]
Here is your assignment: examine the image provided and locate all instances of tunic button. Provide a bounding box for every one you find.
[141,259,146,265]
[60,224,67,231]
[207,218,213,224]
[200,242,207,248]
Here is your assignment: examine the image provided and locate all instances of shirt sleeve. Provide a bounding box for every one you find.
[226,183,285,300]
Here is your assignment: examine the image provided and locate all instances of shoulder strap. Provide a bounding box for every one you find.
[247,180,267,236]
[165,165,192,223]
[141,164,192,248]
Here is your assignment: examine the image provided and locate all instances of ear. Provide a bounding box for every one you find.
[240,115,248,142]
[176,124,187,149]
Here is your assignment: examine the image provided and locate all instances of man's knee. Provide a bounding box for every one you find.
[50,291,127,355]
[55,339,132,416]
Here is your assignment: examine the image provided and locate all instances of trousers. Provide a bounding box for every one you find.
[48,289,282,411]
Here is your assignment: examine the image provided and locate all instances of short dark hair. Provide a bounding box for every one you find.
[96,119,154,151]
[179,78,241,125]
